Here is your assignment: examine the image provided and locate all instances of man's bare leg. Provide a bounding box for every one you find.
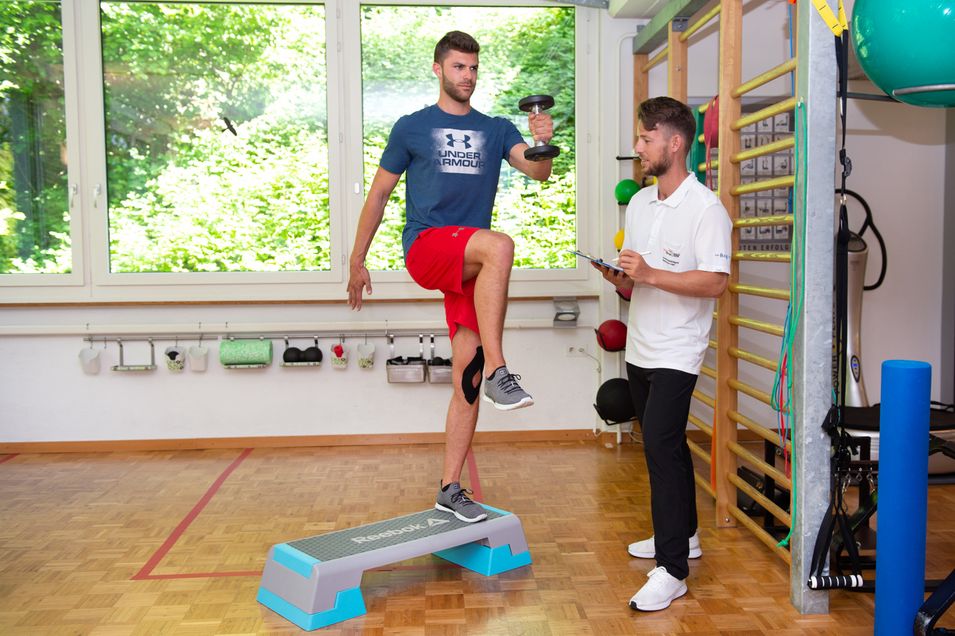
[441,326,482,486]
[461,229,533,411]
[433,326,488,522]
[462,229,513,374]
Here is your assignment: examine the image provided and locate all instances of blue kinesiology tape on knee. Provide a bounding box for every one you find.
[461,346,485,404]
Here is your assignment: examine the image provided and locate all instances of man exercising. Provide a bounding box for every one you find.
[347,31,554,523]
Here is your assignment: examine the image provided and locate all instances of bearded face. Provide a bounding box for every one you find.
[434,51,478,104]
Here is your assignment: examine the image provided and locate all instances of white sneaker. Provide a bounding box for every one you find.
[629,566,688,611]
[627,531,702,559]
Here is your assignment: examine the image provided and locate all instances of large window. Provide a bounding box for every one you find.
[2,0,594,301]
[360,4,576,271]
[100,1,329,273]
[0,0,71,275]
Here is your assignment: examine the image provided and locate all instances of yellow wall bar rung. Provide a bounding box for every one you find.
[688,438,711,465]
[695,471,716,499]
[731,175,795,196]
[729,314,784,337]
[698,159,719,172]
[681,3,722,43]
[728,440,792,490]
[642,46,669,72]
[729,346,778,372]
[689,413,713,437]
[729,504,792,564]
[735,214,794,228]
[729,283,790,301]
[732,96,798,131]
[733,58,798,98]
[728,377,774,406]
[733,136,795,163]
[727,472,792,528]
[700,365,717,380]
[728,409,792,454]
[693,390,716,409]
[734,251,791,263]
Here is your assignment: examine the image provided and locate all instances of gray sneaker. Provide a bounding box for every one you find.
[483,366,534,411]
[435,482,487,523]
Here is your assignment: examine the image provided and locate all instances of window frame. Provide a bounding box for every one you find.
[2,0,600,303]
[1,0,85,288]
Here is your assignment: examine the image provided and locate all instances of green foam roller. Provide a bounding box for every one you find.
[219,338,273,367]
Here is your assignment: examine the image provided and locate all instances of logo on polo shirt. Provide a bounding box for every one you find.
[663,245,681,267]
[433,128,486,175]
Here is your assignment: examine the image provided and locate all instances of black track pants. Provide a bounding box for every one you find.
[626,363,700,580]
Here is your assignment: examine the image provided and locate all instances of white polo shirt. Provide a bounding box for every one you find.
[622,173,732,375]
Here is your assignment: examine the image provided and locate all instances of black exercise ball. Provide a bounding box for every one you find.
[594,377,636,424]
[302,346,323,363]
[283,347,304,363]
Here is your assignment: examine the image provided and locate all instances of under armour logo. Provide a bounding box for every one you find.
[446,134,471,149]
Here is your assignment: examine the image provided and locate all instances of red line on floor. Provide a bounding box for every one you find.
[466,447,483,501]
[140,570,262,580]
[132,448,253,581]
[0,454,18,464]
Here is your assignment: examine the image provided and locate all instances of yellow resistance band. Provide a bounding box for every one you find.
[810,0,848,38]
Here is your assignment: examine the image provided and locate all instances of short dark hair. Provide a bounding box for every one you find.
[434,31,480,64]
[637,97,697,157]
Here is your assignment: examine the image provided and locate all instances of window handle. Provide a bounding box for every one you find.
[69,184,78,209]
[92,184,102,208]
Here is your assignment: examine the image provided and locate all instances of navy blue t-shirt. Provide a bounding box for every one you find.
[379,105,524,257]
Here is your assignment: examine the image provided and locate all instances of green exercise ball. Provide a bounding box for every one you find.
[852,0,955,107]
[614,178,640,205]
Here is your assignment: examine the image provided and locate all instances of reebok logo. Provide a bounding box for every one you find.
[350,518,450,544]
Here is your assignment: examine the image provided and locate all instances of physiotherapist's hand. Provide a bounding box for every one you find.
[590,260,633,289]
[617,249,653,285]
[347,262,372,310]
[528,112,554,145]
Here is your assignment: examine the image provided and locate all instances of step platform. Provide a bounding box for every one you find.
[257,503,531,630]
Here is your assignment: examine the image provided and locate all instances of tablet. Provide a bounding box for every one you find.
[569,250,624,272]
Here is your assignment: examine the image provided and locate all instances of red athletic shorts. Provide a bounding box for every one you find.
[406,226,481,341]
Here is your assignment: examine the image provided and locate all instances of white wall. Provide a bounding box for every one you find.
[944,108,955,403]
[0,300,605,443]
[843,85,949,402]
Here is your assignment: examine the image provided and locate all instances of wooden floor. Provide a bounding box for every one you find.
[0,440,952,635]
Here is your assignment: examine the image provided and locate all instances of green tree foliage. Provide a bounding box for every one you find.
[109,117,330,272]
[102,2,329,272]
[0,0,71,274]
[360,6,577,271]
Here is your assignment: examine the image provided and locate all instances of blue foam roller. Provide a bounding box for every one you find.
[874,360,931,636]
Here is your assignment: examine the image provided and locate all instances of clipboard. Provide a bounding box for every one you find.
[569,250,624,272]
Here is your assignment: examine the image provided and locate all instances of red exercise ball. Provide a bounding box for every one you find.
[595,319,627,352]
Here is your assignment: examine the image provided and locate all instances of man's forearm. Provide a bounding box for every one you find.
[641,269,728,298]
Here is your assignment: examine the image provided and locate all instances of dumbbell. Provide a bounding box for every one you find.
[518,94,560,162]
